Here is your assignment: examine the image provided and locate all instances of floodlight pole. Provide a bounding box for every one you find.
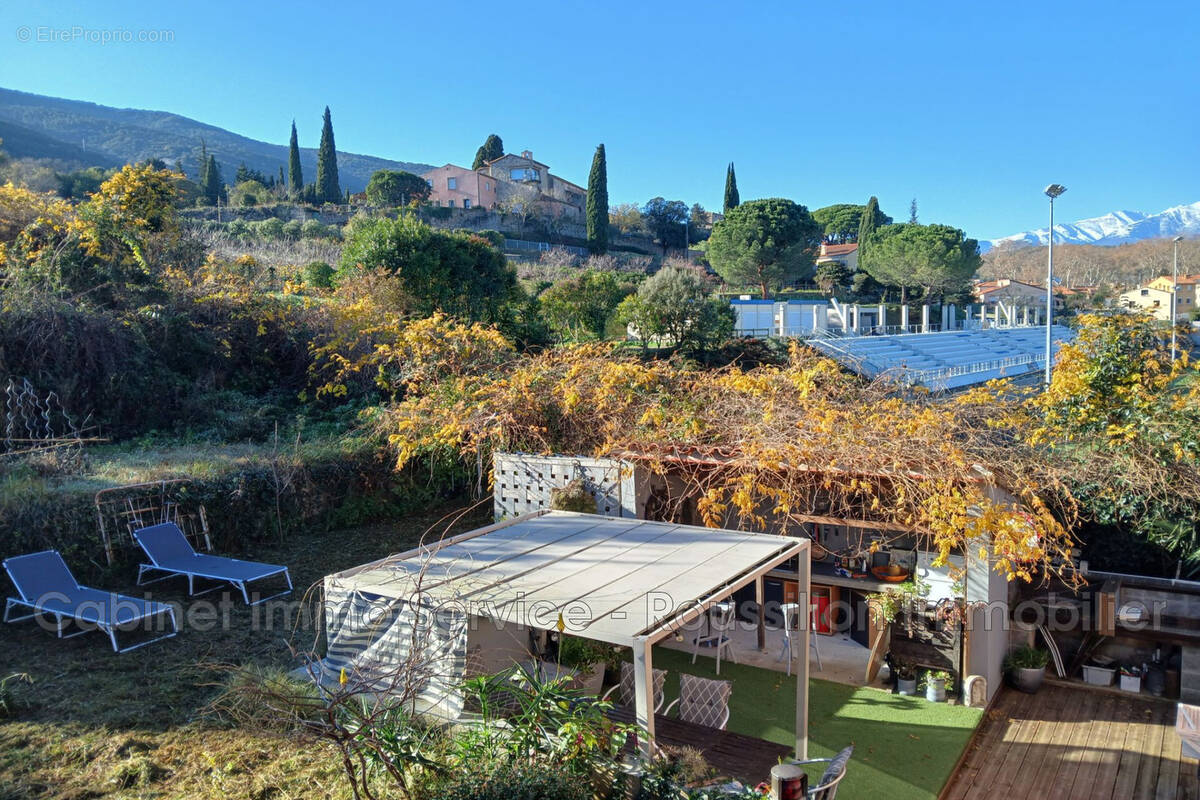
[1172,235,1184,362]
[1043,184,1066,388]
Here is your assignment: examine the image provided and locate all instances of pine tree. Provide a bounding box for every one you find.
[201,154,223,205]
[586,143,609,255]
[472,134,505,170]
[315,107,341,203]
[723,162,740,214]
[287,120,303,199]
[858,196,882,270]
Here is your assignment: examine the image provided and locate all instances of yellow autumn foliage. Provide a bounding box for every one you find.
[375,327,1086,584]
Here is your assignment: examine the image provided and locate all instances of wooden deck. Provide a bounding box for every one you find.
[606,705,794,784]
[942,682,1200,800]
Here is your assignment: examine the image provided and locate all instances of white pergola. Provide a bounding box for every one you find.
[333,510,812,758]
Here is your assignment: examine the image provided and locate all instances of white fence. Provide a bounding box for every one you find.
[492,453,640,521]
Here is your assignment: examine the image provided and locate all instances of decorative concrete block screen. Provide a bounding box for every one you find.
[493,453,638,521]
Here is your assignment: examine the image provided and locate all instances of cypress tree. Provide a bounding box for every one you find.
[198,139,207,179]
[315,107,340,203]
[858,195,882,270]
[586,143,609,255]
[472,133,505,170]
[288,120,303,199]
[723,162,740,214]
[201,155,223,205]
[278,165,285,187]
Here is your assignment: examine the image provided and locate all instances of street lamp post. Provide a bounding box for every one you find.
[1172,234,1184,362]
[1043,184,1066,388]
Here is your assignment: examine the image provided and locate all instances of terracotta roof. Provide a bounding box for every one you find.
[820,243,859,256]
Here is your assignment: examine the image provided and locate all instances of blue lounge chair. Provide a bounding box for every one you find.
[133,523,292,606]
[3,550,177,653]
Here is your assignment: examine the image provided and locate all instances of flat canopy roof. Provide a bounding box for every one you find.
[329,511,807,647]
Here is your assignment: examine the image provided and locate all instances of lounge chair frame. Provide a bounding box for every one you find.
[133,524,292,606]
[3,550,177,653]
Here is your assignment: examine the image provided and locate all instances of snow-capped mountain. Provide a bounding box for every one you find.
[982,201,1200,252]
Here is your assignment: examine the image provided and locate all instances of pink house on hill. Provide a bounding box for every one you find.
[421,164,498,210]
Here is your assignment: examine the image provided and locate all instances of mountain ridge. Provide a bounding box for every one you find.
[983,201,1200,252]
[0,87,434,191]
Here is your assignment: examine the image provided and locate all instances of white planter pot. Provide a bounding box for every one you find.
[898,677,918,696]
[1120,674,1142,693]
[925,679,947,702]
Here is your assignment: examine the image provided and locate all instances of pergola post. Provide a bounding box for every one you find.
[756,575,766,652]
[795,549,811,760]
[633,636,655,757]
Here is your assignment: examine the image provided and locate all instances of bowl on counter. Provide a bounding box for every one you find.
[871,564,910,583]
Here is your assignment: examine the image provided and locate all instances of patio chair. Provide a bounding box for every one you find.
[778,602,822,675]
[2,550,177,653]
[602,662,668,712]
[691,601,738,675]
[133,522,292,605]
[664,673,732,730]
[787,744,853,800]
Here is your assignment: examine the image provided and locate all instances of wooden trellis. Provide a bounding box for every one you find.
[95,480,212,564]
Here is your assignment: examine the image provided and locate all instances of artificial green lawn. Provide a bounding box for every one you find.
[651,648,982,800]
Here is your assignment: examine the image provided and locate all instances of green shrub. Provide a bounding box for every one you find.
[300,219,328,239]
[0,673,32,718]
[282,219,303,239]
[435,764,590,800]
[255,217,285,239]
[1004,645,1050,671]
[302,260,335,289]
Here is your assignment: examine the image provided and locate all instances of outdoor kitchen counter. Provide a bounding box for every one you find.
[768,561,893,593]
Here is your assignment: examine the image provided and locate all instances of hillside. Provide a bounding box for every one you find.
[0,118,120,166]
[0,87,433,190]
[981,235,1200,288]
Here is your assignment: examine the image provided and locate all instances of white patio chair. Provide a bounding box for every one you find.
[787,744,853,799]
[690,601,738,675]
[601,662,667,712]
[779,602,822,675]
[665,673,732,730]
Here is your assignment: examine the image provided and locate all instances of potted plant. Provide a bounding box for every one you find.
[922,669,951,702]
[556,635,619,694]
[893,658,918,696]
[1004,645,1050,693]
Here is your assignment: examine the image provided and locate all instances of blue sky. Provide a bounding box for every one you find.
[1,0,1197,240]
